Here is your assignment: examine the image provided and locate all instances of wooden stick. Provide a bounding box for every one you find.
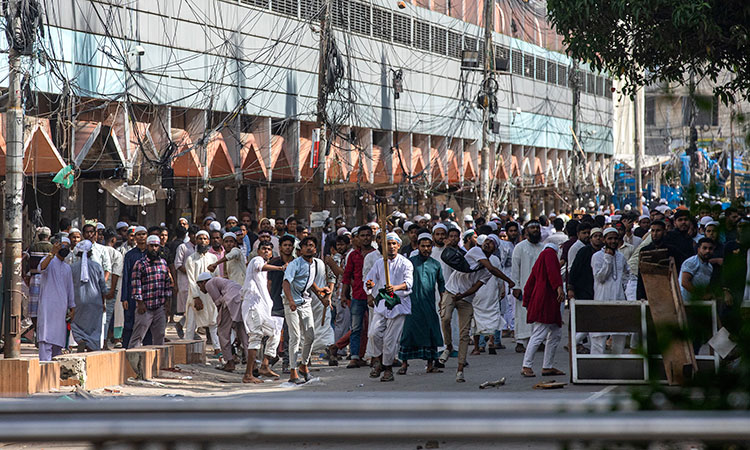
[376,203,390,286]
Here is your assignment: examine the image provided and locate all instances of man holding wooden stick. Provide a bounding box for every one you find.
[365,232,414,382]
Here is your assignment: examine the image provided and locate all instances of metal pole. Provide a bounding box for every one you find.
[688,71,697,190]
[634,88,643,214]
[730,107,736,199]
[571,61,580,209]
[479,0,493,217]
[4,0,25,358]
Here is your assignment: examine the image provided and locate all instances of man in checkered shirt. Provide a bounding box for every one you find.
[129,235,174,347]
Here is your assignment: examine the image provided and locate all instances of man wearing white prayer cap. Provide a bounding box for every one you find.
[128,235,173,348]
[184,229,221,353]
[225,216,239,232]
[208,232,246,285]
[36,236,75,360]
[590,227,630,355]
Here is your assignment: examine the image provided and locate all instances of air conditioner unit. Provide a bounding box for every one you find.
[461,50,479,68]
[494,55,509,72]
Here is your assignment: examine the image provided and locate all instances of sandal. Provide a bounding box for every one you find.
[380,371,395,382]
[471,349,481,356]
[397,365,408,375]
[426,367,443,373]
[542,368,566,376]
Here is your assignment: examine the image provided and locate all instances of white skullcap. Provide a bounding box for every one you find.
[424,214,431,221]
[487,221,498,231]
[477,234,487,245]
[203,216,214,223]
[462,229,476,239]
[367,222,379,229]
[549,213,557,218]
[69,227,81,235]
[96,223,105,230]
[209,221,222,232]
[196,272,212,282]
[624,204,632,211]
[196,230,209,238]
[590,227,603,235]
[223,232,237,241]
[491,213,500,220]
[403,221,414,231]
[179,217,189,224]
[432,223,448,233]
[463,215,474,222]
[385,232,402,244]
[603,227,619,237]
[414,215,424,222]
[660,199,668,205]
[61,236,71,245]
[351,226,360,235]
[226,216,238,222]
[417,233,433,242]
[116,221,129,230]
[146,235,161,245]
[160,222,166,227]
[639,215,649,220]
[134,226,147,234]
[337,227,348,236]
[699,216,713,227]
[655,205,670,214]
[485,234,501,248]
[706,220,720,228]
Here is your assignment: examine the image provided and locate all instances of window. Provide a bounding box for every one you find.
[271,0,297,16]
[604,78,613,98]
[495,45,509,71]
[586,73,596,95]
[547,60,556,84]
[557,64,567,86]
[523,54,534,78]
[393,13,411,46]
[595,76,604,96]
[511,50,523,75]
[331,0,348,29]
[645,97,655,125]
[447,31,462,58]
[414,20,430,51]
[478,40,485,65]
[372,7,391,41]
[464,36,477,51]
[535,57,545,81]
[431,26,446,55]
[576,70,585,89]
[682,96,719,127]
[240,0,269,8]
[300,0,323,19]
[350,2,371,35]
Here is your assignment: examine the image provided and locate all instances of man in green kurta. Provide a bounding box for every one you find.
[398,233,445,374]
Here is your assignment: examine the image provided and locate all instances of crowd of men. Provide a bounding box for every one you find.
[20,199,749,384]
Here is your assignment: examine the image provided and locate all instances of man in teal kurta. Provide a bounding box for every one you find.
[398,233,445,374]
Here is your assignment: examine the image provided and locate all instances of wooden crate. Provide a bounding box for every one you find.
[124,348,159,380]
[54,350,126,390]
[0,358,61,397]
[144,345,174,370]
[168,340,205,365]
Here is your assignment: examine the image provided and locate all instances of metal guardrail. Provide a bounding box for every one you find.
[0,396,748,443]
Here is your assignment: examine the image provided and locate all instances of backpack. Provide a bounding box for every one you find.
[441,246,479,273]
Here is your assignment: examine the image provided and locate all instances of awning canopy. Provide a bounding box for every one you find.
[0,115,66,176]
[171,128,203,178]
[239,132,268,181]
[205,133,234,179]
[73,120,128,172]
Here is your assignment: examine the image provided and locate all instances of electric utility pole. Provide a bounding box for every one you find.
[4,0,29,358]
[313,0,331,215]
[634,88,643,214]
[687,71,698,190]
[479,0,493,216]
[571,60,581,208]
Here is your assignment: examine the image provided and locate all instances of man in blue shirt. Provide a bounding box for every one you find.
[282,236,330,384]
[680,237,715,303]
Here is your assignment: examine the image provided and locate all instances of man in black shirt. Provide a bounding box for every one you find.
[663,209,696,269]
[268,235,296,373]
[568,228,604,301]
[636,220,680,300]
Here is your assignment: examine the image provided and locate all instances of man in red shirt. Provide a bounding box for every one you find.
[341,226,375,368]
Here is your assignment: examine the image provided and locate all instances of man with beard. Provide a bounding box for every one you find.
[128,235,173,347]
[498,222,519,336]
[568,228,604,301]
[208,232,246,285]
[566,222,593,282]
[120,226,148,347]
[446,228,462,252]
[511,221,545,353]
[591,228,631,354]
[664,209,696,269]
[82,223,112,282]
[119,226,136,257]
[462,229,477,251]
[442,234,510,382]
[364,233,413,382]
[505,221,521,246]
[185,230,220,353]
[173,226,198,338]
[341,226,375,368]
[208,230,226,277]
[636,220,679,300]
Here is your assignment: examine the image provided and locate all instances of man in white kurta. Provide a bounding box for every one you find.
[173,229,196,337]
[591,227,631,354]
[511,222,545,352]
[364,232,413,382]
[184,230,220,352]
[208,232,246,285]
[36,239,76,361]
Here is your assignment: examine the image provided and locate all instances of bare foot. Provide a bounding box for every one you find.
[258,368,280,378]
[242,375,264,384]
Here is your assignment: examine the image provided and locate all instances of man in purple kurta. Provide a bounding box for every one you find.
[37,238,76,361]
[198,273,247,372]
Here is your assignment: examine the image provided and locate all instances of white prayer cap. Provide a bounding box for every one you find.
[61,236,71,245]
[485,234,501,248]
[424,214,432,221]
[196,230,209,238]
[226,216,238,223]
[462,229,476,239]
[146,235,161,245]
[403,221,414,231]
[413,215,424,222]
[549,212,557,218]
[611,215,622,222]
[37,226,51,236]
[487,221,498,231]
[351,226,360,235]
[417,233,433,242]
[69,227,81,235]
[463,214,474,223]
[590,227,603,236]
[223,232,237,241]
[268,218,276,227]
[367,222,379,230]
[432,223,447,233]
[639,215,649,220]
[178,217,189,225]
[544,242,560,253]
[603,227,619,237]
[203,216,214,223]
[476,234,487,245]
[134,226,147,234]
[699,216,713,227]
[337,227,348,236]
[209,221,222,232]
[116,221,129,230]
[659,199,668,205]
[386,232,401,244]
[655,205,670,214]
[96,223,105,230]
[500,210,508,216]
[624,204,632,211]
[160,222,166,227]
[196,272,212,283]
[491,213,500,220]
[705,220,720,228]
[75,240,92,253]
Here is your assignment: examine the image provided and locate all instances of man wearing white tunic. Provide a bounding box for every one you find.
[103,229,124,348]
[37,238,75,361]
[198,273,247,373]
[511,221,545,352]
[184,230,220,352]
[591,227,631,354]
[364,233,413,382]
[239,241,286,383]
[208,232,247,285]
[173,226,197,338]
[70,240,109,351]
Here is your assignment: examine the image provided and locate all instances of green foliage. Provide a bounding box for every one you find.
[546,0,750,103]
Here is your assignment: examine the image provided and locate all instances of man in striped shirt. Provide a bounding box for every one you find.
[129,235,173,347]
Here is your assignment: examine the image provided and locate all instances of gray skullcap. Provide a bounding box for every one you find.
[485,234,501,248]
[432,223,448,233]
[196,272,212,282]
[133,226,147,234]
[223,232,237,241]
[417,232,433,242]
